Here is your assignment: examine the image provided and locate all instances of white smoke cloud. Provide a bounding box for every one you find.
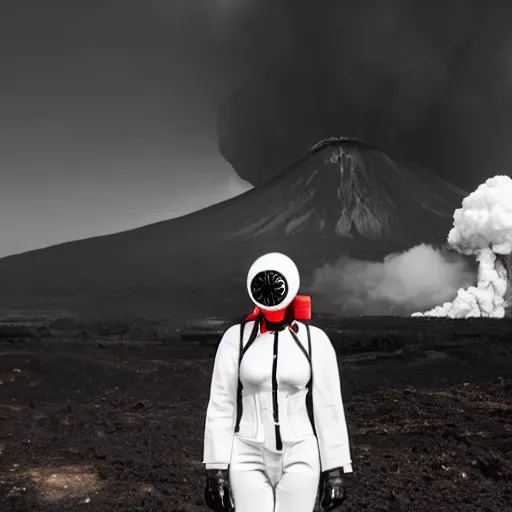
[413,175,512,318]
[448,175,512,255]
[310,243,475,316]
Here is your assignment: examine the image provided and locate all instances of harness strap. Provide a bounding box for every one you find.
[290,323,316,435]
[234,315,261,433]
[304,323,317,436]
[288,326,311,364]
[234,318,316,437]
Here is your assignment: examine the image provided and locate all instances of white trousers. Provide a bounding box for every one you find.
[229,434,320,512]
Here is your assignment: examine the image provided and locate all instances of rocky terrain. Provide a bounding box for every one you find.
[0,316,511,511]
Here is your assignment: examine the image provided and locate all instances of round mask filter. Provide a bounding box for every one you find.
[250,269,289,308]
[247,253,300,311]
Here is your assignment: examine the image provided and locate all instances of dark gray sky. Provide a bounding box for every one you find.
[0,1,251,257]
[217,0,512,190]
[2,0,512,258]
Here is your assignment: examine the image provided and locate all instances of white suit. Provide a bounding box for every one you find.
[203,319,352,512]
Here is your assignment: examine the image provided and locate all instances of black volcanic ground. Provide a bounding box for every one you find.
[0,317,511,512]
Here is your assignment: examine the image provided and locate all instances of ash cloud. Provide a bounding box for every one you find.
[210,0,512,189]
[309,244,476,316]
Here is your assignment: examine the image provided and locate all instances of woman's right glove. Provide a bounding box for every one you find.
[318,467,346,510]
[204,468,235,512]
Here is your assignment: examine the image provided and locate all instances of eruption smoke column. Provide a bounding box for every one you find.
[413,175,512,318]
[498,253,512,317]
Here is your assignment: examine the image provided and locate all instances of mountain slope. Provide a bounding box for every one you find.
[0,138,466,322]
[225,137,465,241]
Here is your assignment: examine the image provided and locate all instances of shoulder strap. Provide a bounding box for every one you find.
[234,315,261,433]
[288,324,311,364]
[240,318,261,361]
[234,321,246,434]
[304,323,317,436]
[287,322,316,435]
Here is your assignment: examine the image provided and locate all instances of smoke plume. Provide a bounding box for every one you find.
[309,244,475,316]
[414,175,512,318]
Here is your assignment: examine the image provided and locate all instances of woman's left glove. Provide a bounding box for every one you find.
[319,467,346,510]
[204,468,235,512]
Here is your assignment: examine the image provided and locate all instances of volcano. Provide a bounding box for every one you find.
[0,138,466,323]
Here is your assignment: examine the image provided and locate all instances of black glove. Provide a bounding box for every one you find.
[318,467,346,511]
[204,468,235,512]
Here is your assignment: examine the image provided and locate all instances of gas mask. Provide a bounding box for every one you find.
[246,252,310,332]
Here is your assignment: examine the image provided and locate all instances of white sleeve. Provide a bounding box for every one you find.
[202,324,240,469]
[311,326,353,473]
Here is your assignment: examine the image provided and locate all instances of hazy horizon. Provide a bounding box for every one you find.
[0,167,252,259]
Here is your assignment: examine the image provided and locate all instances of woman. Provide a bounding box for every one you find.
[202,252,353,512]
